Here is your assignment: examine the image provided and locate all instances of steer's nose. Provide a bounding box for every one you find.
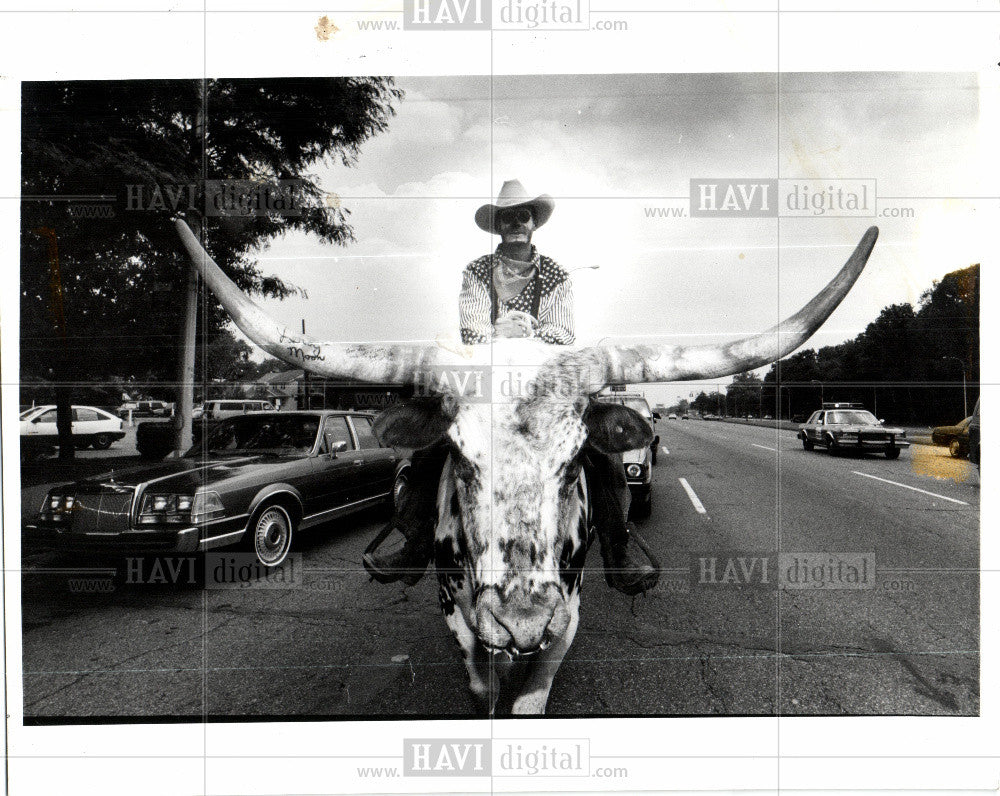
[474,583,569,655]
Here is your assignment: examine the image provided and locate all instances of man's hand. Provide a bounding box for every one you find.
[494,310,538,339]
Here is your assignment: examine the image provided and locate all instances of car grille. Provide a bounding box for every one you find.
[859,431,889,443]
[70,489,135,534]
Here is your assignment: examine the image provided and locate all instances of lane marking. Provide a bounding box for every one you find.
[678,477,707,514]
[752,443,777,452]
[660,446,670,455]
[852,471,969,506]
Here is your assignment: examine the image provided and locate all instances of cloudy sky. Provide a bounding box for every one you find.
[249,72,981,406]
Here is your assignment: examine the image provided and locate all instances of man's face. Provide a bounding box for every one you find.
[498,206,536,246]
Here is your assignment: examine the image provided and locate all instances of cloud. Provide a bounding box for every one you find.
[239,73,977,351]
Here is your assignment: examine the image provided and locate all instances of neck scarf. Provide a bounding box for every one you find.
[493,253,537,302]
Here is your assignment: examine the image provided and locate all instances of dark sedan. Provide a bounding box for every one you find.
[931,415,972,458]
[24,411,409,567]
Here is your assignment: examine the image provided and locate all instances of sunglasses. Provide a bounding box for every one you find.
[497,207,533,226]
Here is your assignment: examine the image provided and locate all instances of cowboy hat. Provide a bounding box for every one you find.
[475,179,555,234]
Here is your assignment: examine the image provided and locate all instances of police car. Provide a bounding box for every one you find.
[798,402,909,459]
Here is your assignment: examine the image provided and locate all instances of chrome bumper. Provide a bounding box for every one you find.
[24,524,201,553]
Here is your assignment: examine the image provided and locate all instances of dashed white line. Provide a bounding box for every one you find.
[752,443,777,452]
[678,477,707,514]
[852,471,969,506]
[660,446,670,455]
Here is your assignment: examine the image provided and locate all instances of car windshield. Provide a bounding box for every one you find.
[20,408,41,419]
[604,396,653,419]
[187,415,320,456]
[623,398,652,417]
[826,410,878,425]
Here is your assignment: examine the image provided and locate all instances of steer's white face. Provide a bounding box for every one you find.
[446,401,588,596]
[440,400,590,655]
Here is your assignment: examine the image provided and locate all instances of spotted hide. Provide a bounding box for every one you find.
[371,392,650,714]
[173,218,880,715]
[435,449,591,715]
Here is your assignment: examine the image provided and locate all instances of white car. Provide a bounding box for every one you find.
[20,404,125,458]
[199,399,276,420]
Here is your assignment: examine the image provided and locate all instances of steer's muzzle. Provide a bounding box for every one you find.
[473,583,570,656]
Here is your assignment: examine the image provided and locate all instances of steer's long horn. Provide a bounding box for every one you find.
[573,226,879,388]
[173,219,462,385]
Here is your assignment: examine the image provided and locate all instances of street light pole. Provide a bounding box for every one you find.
[941,357,968,417]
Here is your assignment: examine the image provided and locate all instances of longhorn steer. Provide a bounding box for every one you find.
[174,220,879,714]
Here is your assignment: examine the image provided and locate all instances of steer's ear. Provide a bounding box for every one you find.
[583,402,654,454]
[373,396,457,449]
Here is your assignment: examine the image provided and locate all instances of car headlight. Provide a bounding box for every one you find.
[39,492,74,522]
[625,463,643,479]
[139,491,223,524]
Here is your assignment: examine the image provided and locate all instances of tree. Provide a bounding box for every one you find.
[759,264,978,423]
[726,372,763,417]
[21,77,403,456]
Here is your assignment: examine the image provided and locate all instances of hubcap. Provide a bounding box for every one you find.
[393,474,408,508]
[255,507,291,566]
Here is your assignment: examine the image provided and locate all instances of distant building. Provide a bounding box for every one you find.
[258,368,305,410]
[256,369,404,412]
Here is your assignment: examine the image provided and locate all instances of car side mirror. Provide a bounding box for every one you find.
[324,438,348,458]
[653,412,661,420]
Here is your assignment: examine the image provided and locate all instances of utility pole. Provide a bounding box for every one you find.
[810,379,824,405]
[173,79,205,456]
[35,227,74,461]
[941,357,968,417]
[302,318,310,410]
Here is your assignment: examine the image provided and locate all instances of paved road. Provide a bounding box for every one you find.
[20,421,979,718]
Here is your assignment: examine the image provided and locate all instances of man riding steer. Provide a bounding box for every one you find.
[174,206,879,713]
[362,180,659,596]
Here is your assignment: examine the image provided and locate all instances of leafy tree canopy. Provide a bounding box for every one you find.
[21,77,403,384]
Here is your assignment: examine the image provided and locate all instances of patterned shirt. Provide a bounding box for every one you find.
[459,245,575,345]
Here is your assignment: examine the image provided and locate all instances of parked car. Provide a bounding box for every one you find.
[135,400,278,460]
[681,413,690,420]
[200,399,276,420]
[622,444,653,519]
[597,393,659,518]
[598,393,661,465]
[117,400,172,418]
[931,415,972,458]
[798,402,910,459]
[20,405,125,459]
[667,413,677,420]
[24,410,410,567]
[968,398,980,470]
